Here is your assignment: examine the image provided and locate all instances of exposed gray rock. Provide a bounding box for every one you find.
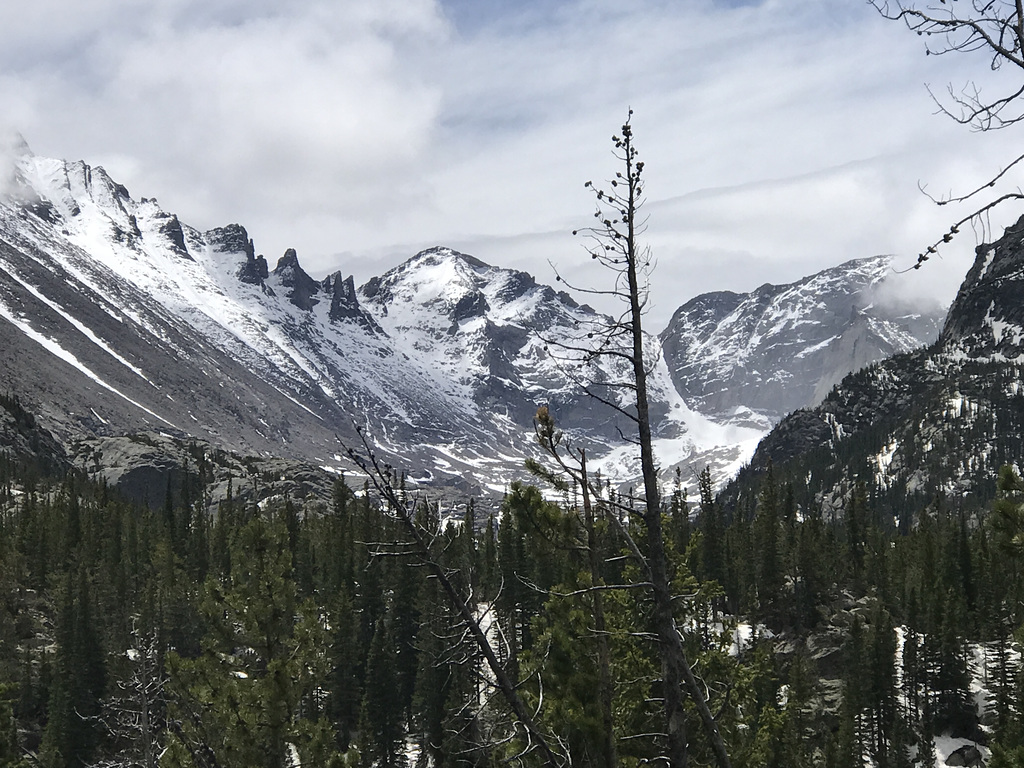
[323,272,381,333]
[942,214,1024,358]
[0,395,68,475]
[208,224,269,285]
[0,231,357,470]
[208,223,254,258]
[71,432,337,513]
[450,290,490,324]
[946,744,984,767]
[661,256,943,422]
[155,212,189,257]
[274,248,320,310]
[237,252,270,284]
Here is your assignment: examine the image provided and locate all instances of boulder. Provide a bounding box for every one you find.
[946,744,984,767]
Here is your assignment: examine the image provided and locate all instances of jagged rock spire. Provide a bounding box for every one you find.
[274,248,320,310]
[323,272,382,333]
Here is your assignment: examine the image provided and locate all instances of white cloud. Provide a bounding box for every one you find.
[0,0,447,246]
[1,0,1021,328]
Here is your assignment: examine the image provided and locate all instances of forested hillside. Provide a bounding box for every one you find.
[1,388,1022,767]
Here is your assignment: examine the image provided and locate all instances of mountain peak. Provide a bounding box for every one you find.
[0,131,31,160]
[661,253,941,422]
[208,223,269,286]
[273,248,320,310]
[207,224,255,258]
[275,247,302,272]
[726,218,1024,516]
[412,246,491,271]
[360,246,494,312]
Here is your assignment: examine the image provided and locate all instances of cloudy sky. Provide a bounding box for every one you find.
[2,0,1022,328]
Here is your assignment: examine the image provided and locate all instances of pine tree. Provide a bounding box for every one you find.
[39,569,106,768]
[495,485,540,679]
[842,615,867,765]
[845,482,867,591]
[865,602,899,763]
[753,462,782,625]
[479,513,498,601]
[932,588,975,736]
[359,616,406,768]
[411,578,450,768]
[668,467,690,557]
[325,591,361,752]
[527,592,614,768]
[389,555,423,725]
[697,466,725,591]
[0,684,28,768]
[163,515,339,768]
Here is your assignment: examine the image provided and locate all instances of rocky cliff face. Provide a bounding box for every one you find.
[71,431,337,513]
[358,247,623,435]
[660,256,943,422]
[941,216,1024,358]
[0,393,68,475]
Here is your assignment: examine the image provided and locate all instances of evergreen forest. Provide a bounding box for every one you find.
[1,397,1023,768]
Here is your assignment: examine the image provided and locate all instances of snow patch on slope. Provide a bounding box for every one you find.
[0,294,175,427]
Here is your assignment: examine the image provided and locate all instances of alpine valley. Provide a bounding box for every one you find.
[0,138,943,503]
[8,138,1024,768]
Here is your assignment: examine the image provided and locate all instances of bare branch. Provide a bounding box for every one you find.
[871,0,1024,263]
[899,191,1024,271]
[344,428,567,768]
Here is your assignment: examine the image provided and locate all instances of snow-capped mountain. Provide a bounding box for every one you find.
[940,217,1024,359]
[660,256,944,423]
[0,139,944,497]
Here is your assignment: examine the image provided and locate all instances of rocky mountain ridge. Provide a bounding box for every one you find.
[661,255,943,423]
[0,140,943,499]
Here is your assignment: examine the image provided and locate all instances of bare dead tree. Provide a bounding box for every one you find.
[92,619,166,768]
[871,0,1024,267]
[539,112,732,768]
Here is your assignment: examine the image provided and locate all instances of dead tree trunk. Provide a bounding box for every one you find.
[554,111,732,768]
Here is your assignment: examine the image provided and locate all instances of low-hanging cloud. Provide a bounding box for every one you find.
[0,0,1021,328]
[0,0,446,246]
